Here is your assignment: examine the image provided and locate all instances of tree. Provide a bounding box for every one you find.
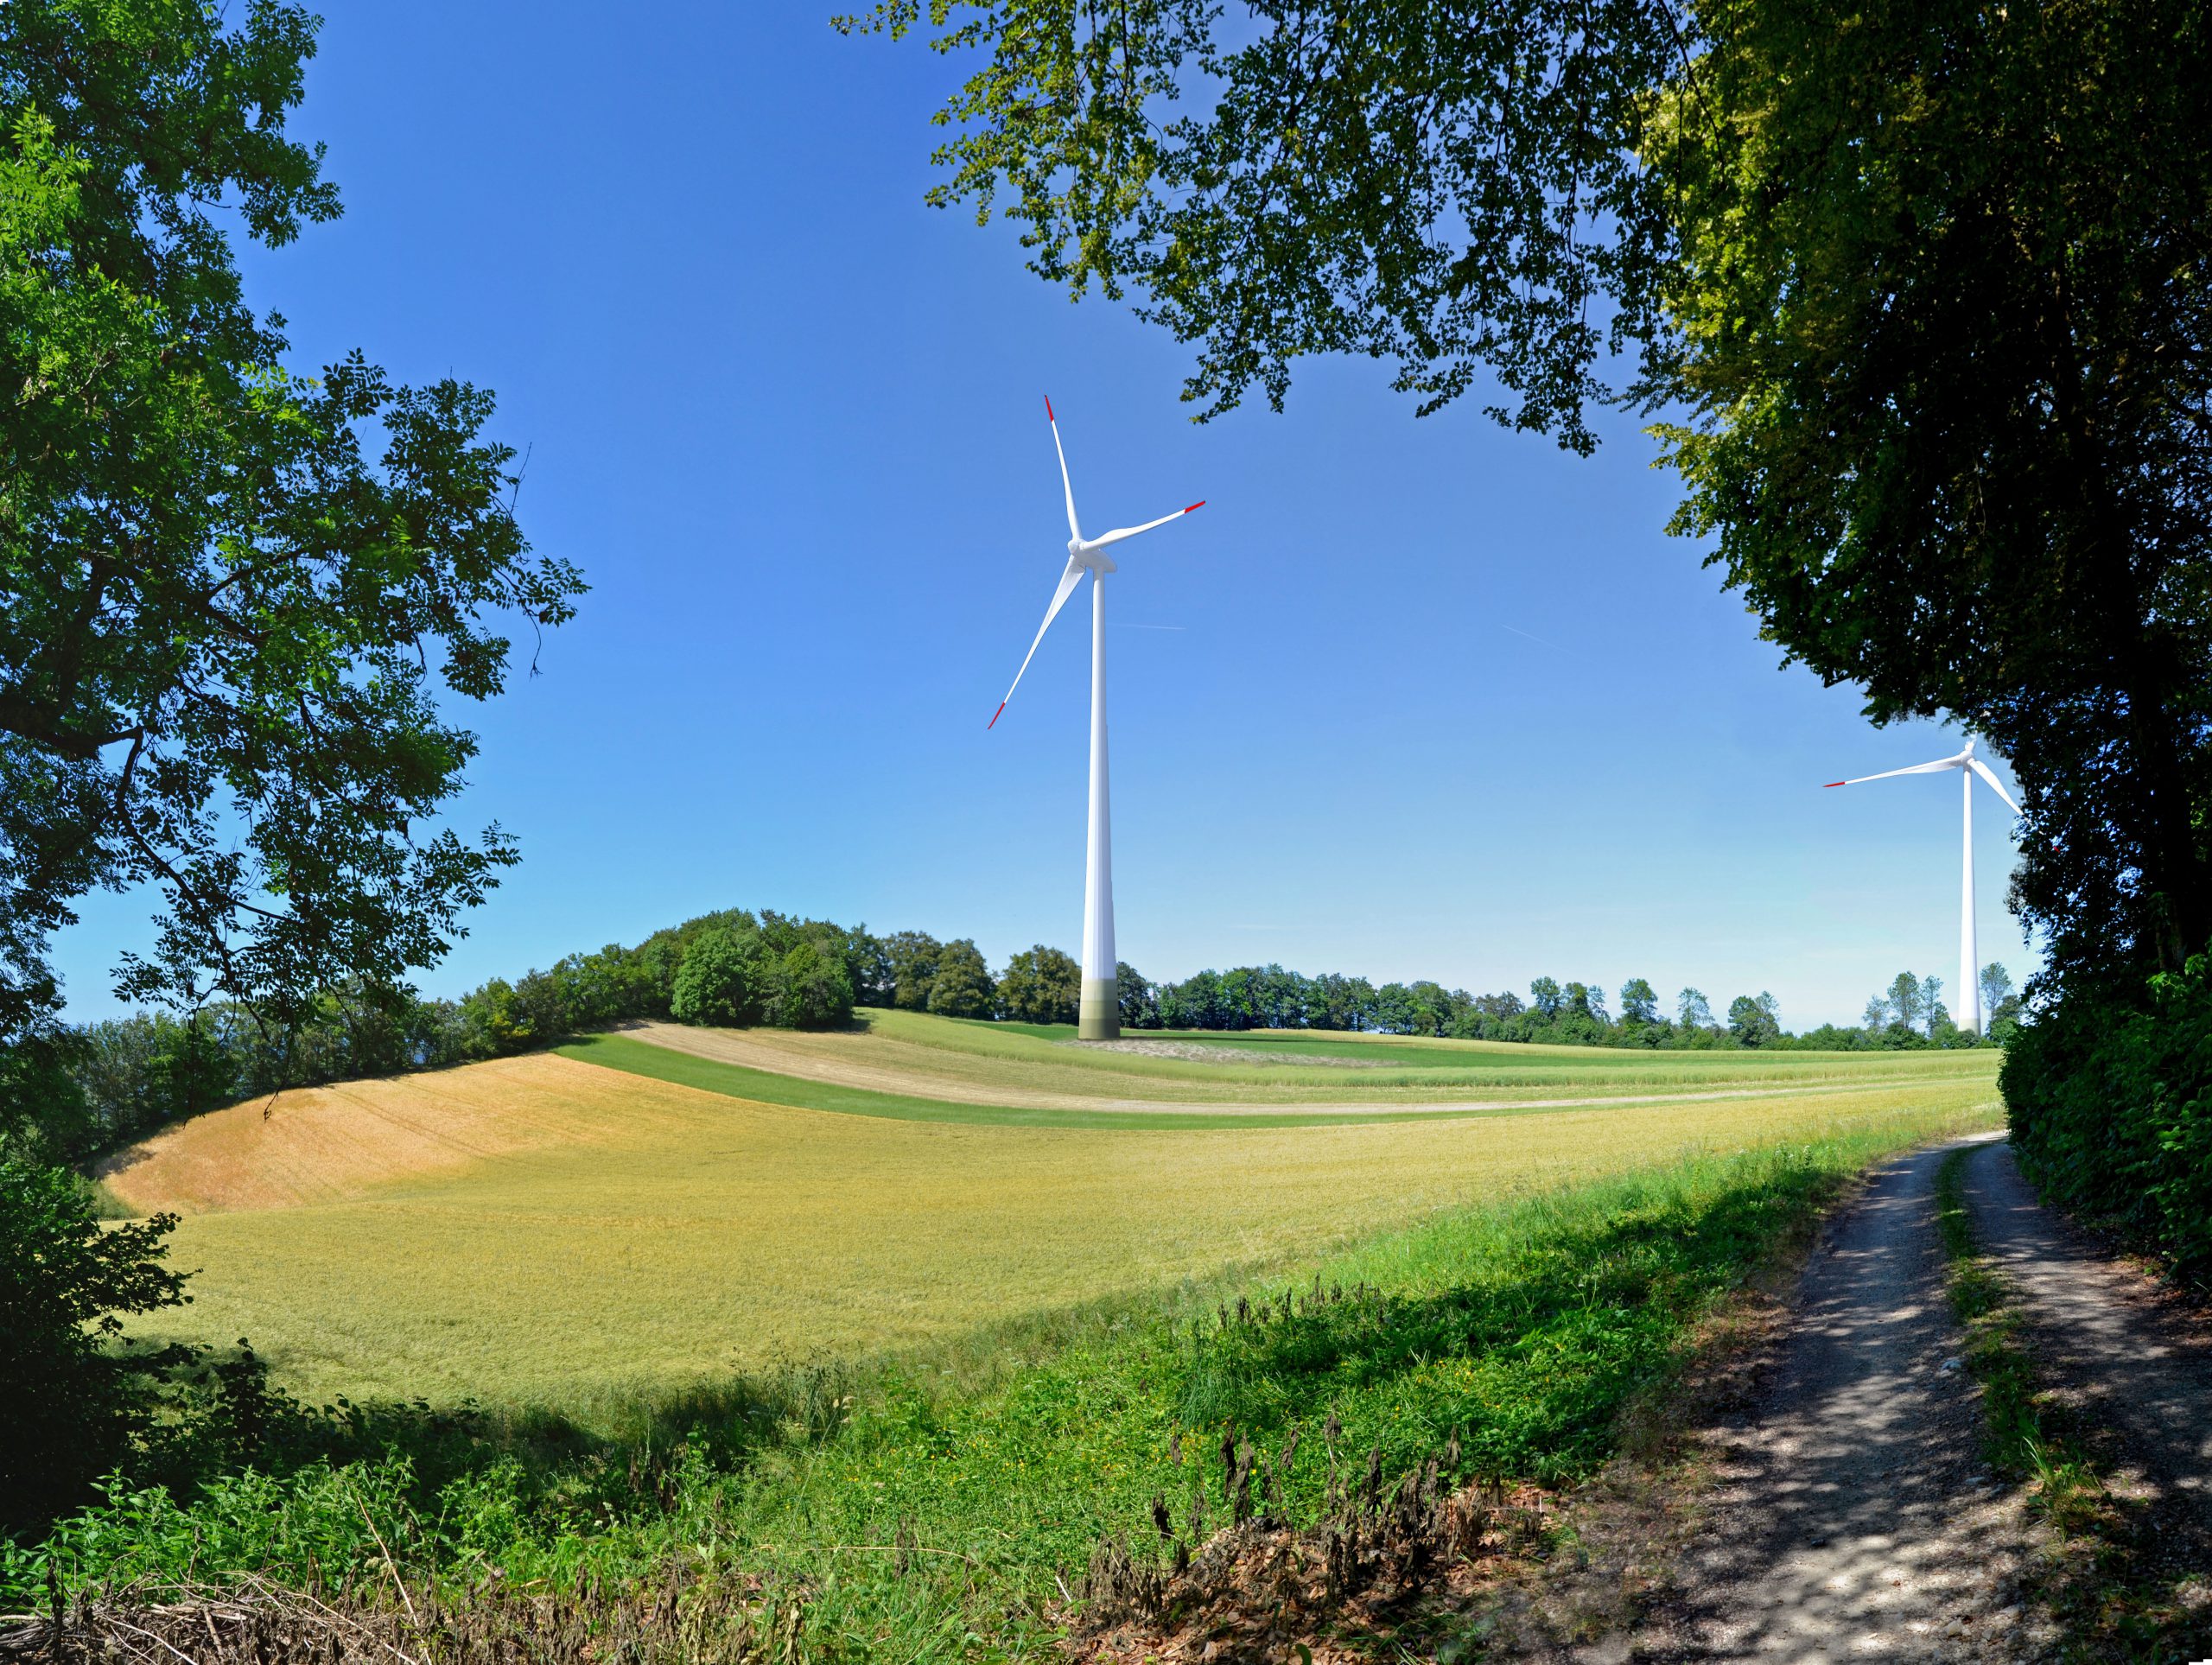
[1116,962,1160,1029]
[772,941,855,1030]
[1371,982,1418,1036]
[1920,977,1948,1039]
[1563,982,1610,1025]
[995,945,1082,1025]
[1529,978,1563,1022]
[1677,988,1714,1031]
[0,4,579,1523]
[1620,980,1661,1026]
[856,0,2212,994]
[1728,994,1780,1048]
[1310,972,1376,1032]
[1887,973,1925,1035]
[845,930,894,1007]
[926,939,995,1020]
[671,928,770,1028]
[1,1160,190,1531]
[1862,996,1893,1032]
[0,3,583,1042]
[1980,964,2015,1022]
[885,931,944,1011]
[1981,963,2026,1043]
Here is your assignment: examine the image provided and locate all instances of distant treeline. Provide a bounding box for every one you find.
[52,909,2020,1161]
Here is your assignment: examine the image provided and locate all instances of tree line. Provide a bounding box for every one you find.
[38,906,2023,1168]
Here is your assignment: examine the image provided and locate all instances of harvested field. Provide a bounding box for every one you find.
[105,1019,2005,1414]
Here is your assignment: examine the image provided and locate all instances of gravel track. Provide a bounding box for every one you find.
[1959,1139,2212,1628]
[1628,1135,2041,1662]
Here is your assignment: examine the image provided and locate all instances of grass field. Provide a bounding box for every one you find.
[618,1008,2000,1107]
[105,1014,2006,1416]
[36,1127,2005,1662]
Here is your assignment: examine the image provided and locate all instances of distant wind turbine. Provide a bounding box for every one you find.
[1824,739,2023,1033]
[989,397,1205,1040]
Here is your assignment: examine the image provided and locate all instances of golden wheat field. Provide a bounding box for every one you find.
[104,1018,2005,1414]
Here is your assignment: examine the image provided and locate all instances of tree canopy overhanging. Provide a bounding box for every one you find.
[851,0,2212,989]
[0,0,584,1071]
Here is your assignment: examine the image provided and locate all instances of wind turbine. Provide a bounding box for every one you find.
[988,397,1205,1041]
[1824,739,2023,1033]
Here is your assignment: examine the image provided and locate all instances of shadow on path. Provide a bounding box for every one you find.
[1960,1140,2212,1649]
[1632,1135,2034,1662]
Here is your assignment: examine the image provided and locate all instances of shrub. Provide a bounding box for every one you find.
[0,1160,191,1533]
[2003,958,2212,1279]
[671,928,771,1028]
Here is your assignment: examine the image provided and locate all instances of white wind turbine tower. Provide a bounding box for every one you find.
[988,396,1205,1041]
[1824,739,2023,1033]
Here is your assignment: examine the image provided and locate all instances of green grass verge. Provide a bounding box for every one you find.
[13,1121,1960,1659]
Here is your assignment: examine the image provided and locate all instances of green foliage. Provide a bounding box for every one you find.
[1114,962,1158,1029]
[47,913,2011,1153]
[1619,979,1660,1026]
[2004,959,2212,1279]
[1726,993,1781,1049]
[925,938,995,1019]
[995,944,1081,1024]
[769,940,854,1031]
[885,931,944,1010]
[670,928,771,1028]
[0,1159,188,1532]
[1653,6,2212,982]
[0,0,583,1034]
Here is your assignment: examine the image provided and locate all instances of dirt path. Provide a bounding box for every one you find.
[1958,1140,2212,1609]
[1629,1136,2042,1661]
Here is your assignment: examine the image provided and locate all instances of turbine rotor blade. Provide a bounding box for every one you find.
[1046,396,1081,543]
[1089,501,1207,550]
[1822,757,1961,787]
[1967,757,2024,817]
[988,557,1086,728]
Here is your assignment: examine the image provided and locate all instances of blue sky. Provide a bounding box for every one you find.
[52,1,2038,1029]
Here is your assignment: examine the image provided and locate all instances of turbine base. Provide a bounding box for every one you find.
[1078,977,1120,1042]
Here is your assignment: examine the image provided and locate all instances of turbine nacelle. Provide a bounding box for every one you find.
[987,396,1205,731]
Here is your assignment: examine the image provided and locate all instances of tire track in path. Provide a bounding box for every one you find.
[1959,1140,2212,1634]
[1629,1135,2040,1662]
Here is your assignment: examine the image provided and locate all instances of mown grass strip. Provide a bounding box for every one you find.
[1932,1147,2055,1475]
[557,1032,1574,1129]
[557,1030,1980,1132]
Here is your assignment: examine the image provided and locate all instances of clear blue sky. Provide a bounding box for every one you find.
[52,1,2039,1029]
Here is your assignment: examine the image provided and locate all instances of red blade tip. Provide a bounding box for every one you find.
[988,701,1007,730]
[1044,396,1055,422]
[1822,781,1846,788]
[1184,500,1205,514]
